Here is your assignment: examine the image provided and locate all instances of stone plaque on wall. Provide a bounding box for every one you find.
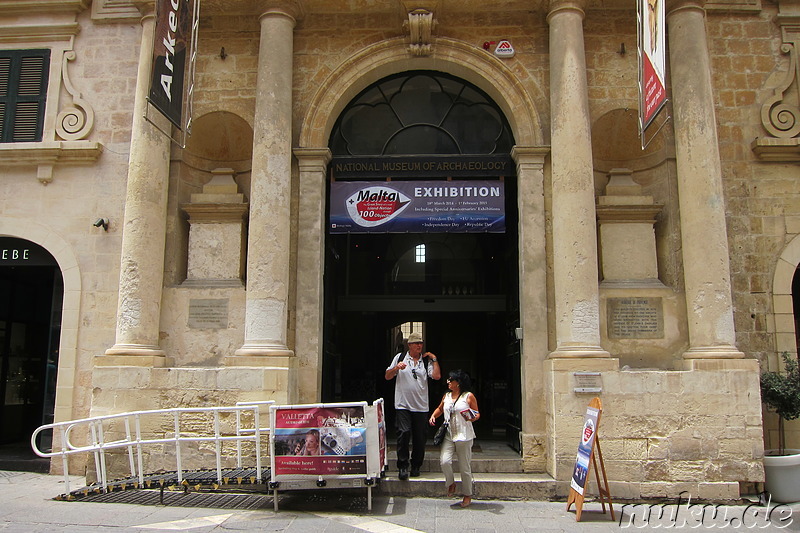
[188,299,228,329]
[607,297,664,339]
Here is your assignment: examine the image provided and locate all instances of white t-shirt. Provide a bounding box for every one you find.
[387,352,434,412]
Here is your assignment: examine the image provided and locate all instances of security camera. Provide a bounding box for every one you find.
[93,218,109,231]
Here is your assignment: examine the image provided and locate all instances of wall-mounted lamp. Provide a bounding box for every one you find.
[93,218,109,231]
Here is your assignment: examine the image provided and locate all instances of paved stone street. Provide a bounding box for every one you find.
[2,470,800,532]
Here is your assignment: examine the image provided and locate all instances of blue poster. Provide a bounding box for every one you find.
[570,406,599,495]
[329,180,505,233]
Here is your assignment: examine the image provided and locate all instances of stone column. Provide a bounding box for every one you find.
[513,146,550,471]
[667,0,743,359]
[235,2,303,358]
[293,148,331,402]
[547,0,609,358]
[103,4,171,364]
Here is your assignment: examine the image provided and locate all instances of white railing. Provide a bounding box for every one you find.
[30,401,274,496]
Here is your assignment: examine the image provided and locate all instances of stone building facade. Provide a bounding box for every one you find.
[1,0,799,500]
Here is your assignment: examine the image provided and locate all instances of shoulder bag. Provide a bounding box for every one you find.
[433,419,448,446]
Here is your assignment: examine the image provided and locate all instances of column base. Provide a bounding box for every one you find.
[104,344,165,357]
[95,355,166,367]
[682,346,745,359]
[548,346,610,358]
[234,344,294,357]
[224,354,295,368]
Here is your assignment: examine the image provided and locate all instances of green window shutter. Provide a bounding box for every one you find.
[0,50,50,143]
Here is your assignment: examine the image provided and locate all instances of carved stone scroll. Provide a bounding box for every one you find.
[56,50,95,141]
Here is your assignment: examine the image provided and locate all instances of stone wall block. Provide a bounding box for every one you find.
[669,437,706,461]
[669,461,706,482]
[91,367,121,388]
[608,481,642,500]
[605,459,645,480]
[116,367,151,389]
[262,369,279,390]
[177,368,219,390]
[719,438,760,459]
[639,481,670,498]
[697,482,741,501]
[150,368,178,389]
[647,437,669,460]
[645,459,670,481]
[217,367,266,390]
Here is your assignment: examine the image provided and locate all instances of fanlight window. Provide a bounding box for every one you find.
[330,71,514,156]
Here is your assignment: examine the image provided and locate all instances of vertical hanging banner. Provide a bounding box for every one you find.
[149,0,192,128]
[639,0,666,132]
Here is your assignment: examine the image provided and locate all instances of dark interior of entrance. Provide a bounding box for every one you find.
[322,229,521,444]
[0,262,62,471]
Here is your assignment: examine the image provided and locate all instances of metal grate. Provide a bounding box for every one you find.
[81,489,272,510]
[59,468,272,501]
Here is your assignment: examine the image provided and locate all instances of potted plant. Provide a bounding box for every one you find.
[760,352,800,502]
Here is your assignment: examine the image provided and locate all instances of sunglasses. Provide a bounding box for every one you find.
[412,369,418,380]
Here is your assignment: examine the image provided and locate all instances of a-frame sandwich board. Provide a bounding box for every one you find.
[566,397,614,522]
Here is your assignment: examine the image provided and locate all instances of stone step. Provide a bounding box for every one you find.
[386,456,523,473]
[379,440,557,499]
[376,472,559,500]
[385,440,524,473]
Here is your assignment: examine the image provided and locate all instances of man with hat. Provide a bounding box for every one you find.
[385,331,441,479]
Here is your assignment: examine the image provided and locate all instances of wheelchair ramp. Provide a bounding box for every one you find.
[57,467,271,501]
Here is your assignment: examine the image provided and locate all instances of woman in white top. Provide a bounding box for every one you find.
[429,369,480,507]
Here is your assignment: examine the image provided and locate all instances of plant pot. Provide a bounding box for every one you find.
[763,449,800,503]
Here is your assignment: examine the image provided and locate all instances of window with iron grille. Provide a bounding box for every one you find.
[0,50,50,143]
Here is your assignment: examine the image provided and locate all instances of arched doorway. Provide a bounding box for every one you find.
[0,237,62,471]
[321,71,521,446]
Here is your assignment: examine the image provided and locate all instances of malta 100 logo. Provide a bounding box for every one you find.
[346,186,411,228]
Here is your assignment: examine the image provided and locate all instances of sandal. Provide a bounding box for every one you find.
[447,483,456,497]
[460,496,472,507]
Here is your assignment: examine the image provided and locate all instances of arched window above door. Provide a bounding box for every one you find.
[329,71,515,156]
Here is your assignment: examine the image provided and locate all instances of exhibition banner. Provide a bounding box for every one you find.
[149,0,191,127]
[272,405,368,476]
[329,180,505,233]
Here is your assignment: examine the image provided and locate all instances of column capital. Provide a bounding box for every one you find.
[131,0,154,17]
[666,0,706,17]
[258,0,305,23]
[511,145,550,169]
[547,0,586,22]
[294,147,332,169]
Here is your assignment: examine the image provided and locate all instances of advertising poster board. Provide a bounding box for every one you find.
[271,403,369,478]
[566,397,614,522]
[363,398,387,477]
[329,180,505,234]
[375,399,387,471]
[570,404,599,495]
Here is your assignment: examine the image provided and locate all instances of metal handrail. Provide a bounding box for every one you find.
[30,401,275,495]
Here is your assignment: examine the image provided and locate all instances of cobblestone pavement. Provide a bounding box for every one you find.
[2,470,799,532]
